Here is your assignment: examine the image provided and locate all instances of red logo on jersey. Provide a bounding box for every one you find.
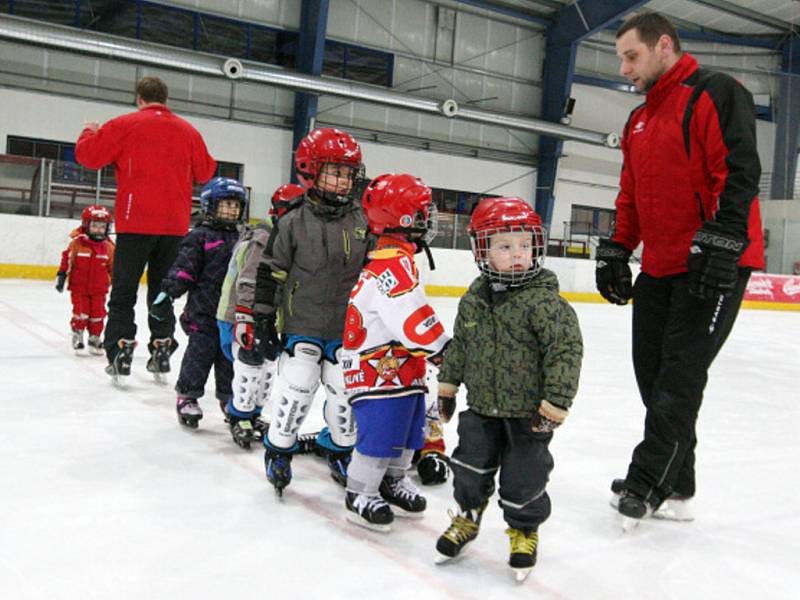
[402,305,445,346]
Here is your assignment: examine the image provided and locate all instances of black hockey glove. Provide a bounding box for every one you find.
[55,271,67,293]
[255,314,281,362]
[416,450,450,485]
[149,291,174,322]
[530,400,567,434]
[686,222,747,301]
[595,239,632,305]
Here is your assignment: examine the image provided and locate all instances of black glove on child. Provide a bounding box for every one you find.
[686,221,747,301]
[55,271,67,293]
[438,395,456,423]
[595,239,632,305]
[255,314,281,361]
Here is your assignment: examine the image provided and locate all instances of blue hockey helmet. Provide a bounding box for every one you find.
[199,177,248,228]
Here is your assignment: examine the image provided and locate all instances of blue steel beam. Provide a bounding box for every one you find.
[770,34,800,200]
[291,0,329,183]
[535,1,650,226]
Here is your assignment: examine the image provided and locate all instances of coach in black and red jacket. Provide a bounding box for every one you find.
[595,12,765,522]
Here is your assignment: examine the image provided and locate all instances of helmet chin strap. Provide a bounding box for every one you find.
[384,226,436,270]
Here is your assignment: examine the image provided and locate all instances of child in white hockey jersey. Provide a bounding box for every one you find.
[342,173,449,531]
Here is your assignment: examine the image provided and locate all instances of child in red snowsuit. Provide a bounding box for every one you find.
[56,205,115,353]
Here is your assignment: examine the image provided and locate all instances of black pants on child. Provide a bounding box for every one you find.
[104,233,182,361]
[625,270,749,504]
[176,328,233,403]
[450,409,554,531]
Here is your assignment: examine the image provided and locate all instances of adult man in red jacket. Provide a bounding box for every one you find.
[595,12,764,524]
[76,76,217,379]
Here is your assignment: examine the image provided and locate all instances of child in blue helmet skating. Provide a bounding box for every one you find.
[150,177,248,428]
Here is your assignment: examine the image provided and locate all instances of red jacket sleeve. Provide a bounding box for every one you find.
[695,74,760,239]
[59,243,72,274]
[612,113,641,251]
[192,133,216,184]
[75,117,126,170]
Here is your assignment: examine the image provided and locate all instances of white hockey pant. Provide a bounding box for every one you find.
[322,347,357,448]
[231,342,277,414]
[267,342,321,450]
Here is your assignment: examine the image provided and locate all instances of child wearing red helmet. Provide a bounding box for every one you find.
[341,173,449,532]
[56,205,115,353]
[434,197,583,581]
[252,127,371,496]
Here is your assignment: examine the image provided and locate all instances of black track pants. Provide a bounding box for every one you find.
[103,234,182,361]
[626,270,749,503]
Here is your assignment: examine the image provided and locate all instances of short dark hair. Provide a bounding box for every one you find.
[616,12,681,54]
[136,76,168,104]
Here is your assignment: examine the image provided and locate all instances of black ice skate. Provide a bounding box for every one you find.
[146,337,176,384]
[345,491,394,532]
[71,329,85,353]
[326,451,351,487]
[87,335,104,355]
[264,449,293,497]
[296,431,320,455]
[618,490,655,531]
[229,416,256,449]
[610,479,693,522]
[379,475,426,517]
[506,527,538,582]
[435,504,485,563]
[252,414,270,441]
[105,339,136,386]
[415,450,450,485]
[176,396,203,429]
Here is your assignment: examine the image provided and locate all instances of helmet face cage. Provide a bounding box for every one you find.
[200,177,247,228]
[412,202,438,245]
[295,128,363,205]
[81,205,112,241]
[470,223,547,287]
[212,196,245,226]
[314,162,364,205]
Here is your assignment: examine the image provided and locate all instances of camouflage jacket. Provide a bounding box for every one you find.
[438,269,583,418]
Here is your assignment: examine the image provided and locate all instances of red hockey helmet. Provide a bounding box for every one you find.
[80,204,113,241]
[361,173,437,244]
[294,128,363,203]
[468,197,546,287]
[270,183,306,220]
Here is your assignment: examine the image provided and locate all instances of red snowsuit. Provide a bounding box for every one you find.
[59,228,115,336]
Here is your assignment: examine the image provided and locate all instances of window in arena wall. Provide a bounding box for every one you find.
[569,204,615,237]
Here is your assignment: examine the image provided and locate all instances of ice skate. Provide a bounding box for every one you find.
[435,505,484,563]
[297,431,320,455]
[264,449,293,497]
[652,496,694,521]
[618,491,654,531]
[176,396,203,429]
[379,475,426,518]
[609,477,626,509]
[229,415,255,449]
[87,335,104,355]
[506,527,538,582]
[326,451,351,487]
[105,339,136,387]
[71,329,85,353]
[146,337,175,384]
[252,413,270,441]
[345,491,394,532]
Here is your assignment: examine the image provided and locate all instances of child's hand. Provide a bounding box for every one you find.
[55,271,66,293]
[149,291,174,322]
[530,400,567,433]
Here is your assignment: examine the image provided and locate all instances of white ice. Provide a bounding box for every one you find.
[1,279,798,600]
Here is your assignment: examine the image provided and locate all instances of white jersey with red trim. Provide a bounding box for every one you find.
[342,243,449,402]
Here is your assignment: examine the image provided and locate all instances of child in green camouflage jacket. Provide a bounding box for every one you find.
[434,197,583,582]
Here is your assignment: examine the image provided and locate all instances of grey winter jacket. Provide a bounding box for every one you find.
[216,223,272,323]
[254,198,371,340]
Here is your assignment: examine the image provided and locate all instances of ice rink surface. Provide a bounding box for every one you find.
[1,278,798,600]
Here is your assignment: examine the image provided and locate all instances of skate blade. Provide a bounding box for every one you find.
[652,510,694,522]
[512,567,532,582]
[390,507,426,519]
[621,515,641,532]
[178,417,201,429]
[152,372,168,385]
[345,511,392,533]
[89,348,104,356]
[233,438,253,449]
[609,493,620,510]
[435,552,457,565]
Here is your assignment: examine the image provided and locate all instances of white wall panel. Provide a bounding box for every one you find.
[326,0,359,40]
[484,20,520,77]
[390,0,435,58]
[351,0,393,49]
[453,12,489,69]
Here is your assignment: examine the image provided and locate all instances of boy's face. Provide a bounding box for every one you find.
[317,163,355,195]
[487,231,533,273]
[88,221,107,236]
[216,198,241,222]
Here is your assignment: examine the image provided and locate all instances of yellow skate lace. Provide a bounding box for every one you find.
[442,509,480,544]
[506,528,538,555]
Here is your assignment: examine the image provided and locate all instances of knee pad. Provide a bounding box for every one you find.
[268,341,322,448]
[322,348,357,448]
[257,358,277,411]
